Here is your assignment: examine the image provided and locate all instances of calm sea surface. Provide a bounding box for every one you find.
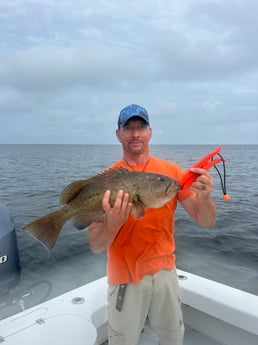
[0,144,257,319]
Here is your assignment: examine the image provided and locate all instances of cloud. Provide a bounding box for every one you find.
[0,0,257,144]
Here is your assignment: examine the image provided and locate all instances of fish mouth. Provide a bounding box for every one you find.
[165,181,181,195]
[176,183,182,191]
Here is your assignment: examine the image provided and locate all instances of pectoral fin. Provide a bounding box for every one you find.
[131,205,145,219]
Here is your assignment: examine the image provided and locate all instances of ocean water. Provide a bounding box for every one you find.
[0,144,257,319]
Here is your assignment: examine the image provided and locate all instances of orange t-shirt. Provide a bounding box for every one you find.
[107,156,193,285]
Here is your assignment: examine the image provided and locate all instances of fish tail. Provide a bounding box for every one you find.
[24,210,66,251]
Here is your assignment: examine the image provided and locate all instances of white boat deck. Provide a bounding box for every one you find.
[1,270,258,345]
[184,328,222,345]
[138,327,222,345]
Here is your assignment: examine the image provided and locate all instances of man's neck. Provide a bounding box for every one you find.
[122,152,150,166]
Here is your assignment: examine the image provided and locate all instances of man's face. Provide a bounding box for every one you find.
[116,118,152,155]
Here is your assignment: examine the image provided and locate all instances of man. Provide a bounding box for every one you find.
[75,104,216,345]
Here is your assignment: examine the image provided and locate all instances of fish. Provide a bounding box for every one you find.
[24,167,180,251]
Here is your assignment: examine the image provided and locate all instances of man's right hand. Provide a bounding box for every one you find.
[87,190,132,253]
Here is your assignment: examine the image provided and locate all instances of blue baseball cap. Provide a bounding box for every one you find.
[118,104,150,128]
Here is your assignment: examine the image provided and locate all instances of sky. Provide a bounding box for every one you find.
[0,0,257,145]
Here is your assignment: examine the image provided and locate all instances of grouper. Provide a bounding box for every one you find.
[24,167,180,250]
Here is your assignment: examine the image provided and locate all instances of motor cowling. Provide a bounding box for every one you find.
[0,203,21,294]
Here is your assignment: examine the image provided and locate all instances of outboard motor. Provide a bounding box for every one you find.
[0,203,21,295]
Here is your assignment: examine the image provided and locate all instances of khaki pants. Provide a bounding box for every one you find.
[107,269,184,345]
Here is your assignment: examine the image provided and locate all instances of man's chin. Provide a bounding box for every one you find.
[129,145,143,154]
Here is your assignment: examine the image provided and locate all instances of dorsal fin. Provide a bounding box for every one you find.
[59,167,132,204]
[60,179,88,204]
